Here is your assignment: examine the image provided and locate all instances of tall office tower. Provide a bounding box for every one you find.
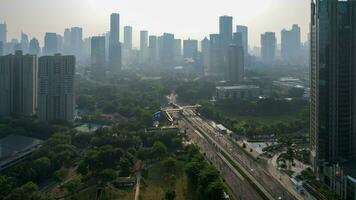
[43,32,59,56]
[21,32,29,53]
[236,25,249,56]
[232,32,243,47]
[140,30,149,63]
[109,13,121,70]
[281,24,301,63]
[311,0,356,199]
[260,32,276,64]
[183,39,198,59]
[174,39,182,62]
[38,54,75,122]
[0,22,7,44]
[0,42,3,56]
[91,36,106,76]
[124,26,133,50]
[149,35,158,64]
[201,37,210,74]
[209,34,222,74]
[63,28,71,54]
[70,27,83,60]
[160,33,175,64]
[0,51,37,117]
[219,16,233,55]
[227,45,244,83]
[29,38,41,56]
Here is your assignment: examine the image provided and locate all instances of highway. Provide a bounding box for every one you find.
[179,117,264,200]
[175,107,299,200]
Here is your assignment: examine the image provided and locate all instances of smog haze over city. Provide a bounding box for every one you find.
[0,1,355,200]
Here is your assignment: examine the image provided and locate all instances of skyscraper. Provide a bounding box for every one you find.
[21,32,29,53]
[29,38,41,56]
[43,32,58,56]
[281,24,301,63]
[70,27,83,60]
[159,33,175,65]
[219,16,233,52]
[236,25,249,56]
[174,39,182,62]
[227,45,244,83]
[209,34,222,74]
[149,35,158,64]
[140,30,148,51]
[63,28,71,54]
[38,54,75,122]
[109,13,121,70]
[124,26,133,50]
[261,32,276,64]
[91,36,106,75]
[201,37,210,74]
[311,0,356,199]
[0,51,37,117]
[0,22,7,44]
[183,39,198,59]
[232,32,243,47]
[140,30,149,63]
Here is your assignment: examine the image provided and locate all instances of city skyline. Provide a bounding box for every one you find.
[0,0,310,47]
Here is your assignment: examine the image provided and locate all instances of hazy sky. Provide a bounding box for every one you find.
[0,0,310,47]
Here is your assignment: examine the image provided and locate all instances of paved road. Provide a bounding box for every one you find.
[180,118,264,200]
[134,172,141,200]
[181,108,299,200]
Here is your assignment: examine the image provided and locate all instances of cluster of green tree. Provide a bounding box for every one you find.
[175,81,216,104]
[76,77,170,126]
[199,101,309,137]
[0,117,68,140]
[215,98,308,117]
[185,145,227,200]
[0,130,76,199]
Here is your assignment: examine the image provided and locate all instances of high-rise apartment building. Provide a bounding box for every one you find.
[109,13,121,70]
[236,25,248,56]
[209,34,222,74]
[0,51,37,117]
[219,16,233,53]
[183,39,198,59]
[159,33,175,64]
[70,27,83,60]
[174,39,182,62]
[310,0,356,199]
[38,54,75,122]
[281,24,301,63]
[149,35,158,64]
[140,30,149,63]
[91,36,106,67]
[124,26,133,50]
[43,32,58,56]
[201,37,210,74]
[227,45,244,83]
[261,32,276,64]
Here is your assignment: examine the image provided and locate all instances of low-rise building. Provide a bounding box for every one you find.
[216,85,260,100]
